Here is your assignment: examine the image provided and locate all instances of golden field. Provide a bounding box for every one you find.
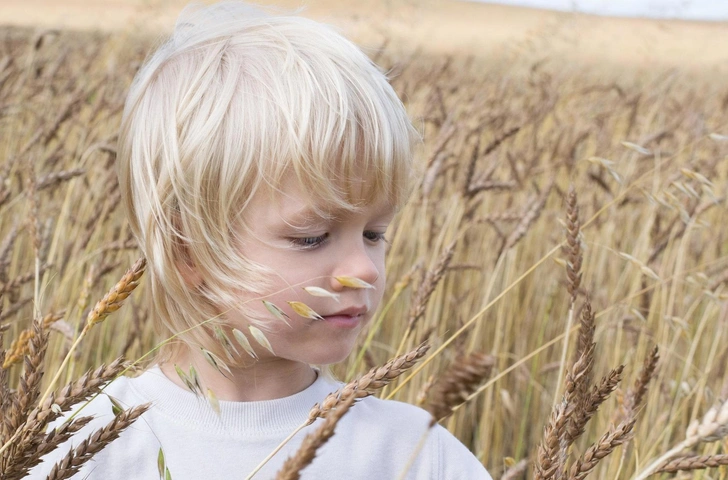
[1,1,728,478]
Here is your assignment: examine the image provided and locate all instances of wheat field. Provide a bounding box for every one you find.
[1,20,728,479]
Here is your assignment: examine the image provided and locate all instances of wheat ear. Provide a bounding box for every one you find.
[6,320,47,438]
[1,416,93,480]
[567,418,635,480]
[245,343,430,480]
[397,352,493,480]
[7,357,129,469]
[656,454,728,474]
[308,343,430,423]
[388,243,455,376]
[45,404,149,480]
[564,365,624,446]
[634,398,728,480]
[554,185,583,405]
[274,394,356,480]
[37,258,145,408]
[426,352,494,424]
[534,401,569,480]
[624,345,659,418]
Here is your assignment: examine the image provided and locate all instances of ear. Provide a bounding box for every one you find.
[176,254,204,288]
[171,212,204,289]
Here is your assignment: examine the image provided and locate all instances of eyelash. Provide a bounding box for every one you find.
[291,231,387,250]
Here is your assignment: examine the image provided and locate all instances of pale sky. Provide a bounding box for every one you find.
[465,0,728,20]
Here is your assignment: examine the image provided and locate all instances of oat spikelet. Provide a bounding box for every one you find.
[657,454,728,474]
[45,404,150,480]
[567,418,635,480]
[565,185,582,303]
[426,352,494,424]
[84,257,146,331]
[307,343,429,424]
[275,393,355,480]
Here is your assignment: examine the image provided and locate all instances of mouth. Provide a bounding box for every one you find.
[320,306,367,329]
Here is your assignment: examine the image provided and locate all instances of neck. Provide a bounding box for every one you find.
[159,350,318,402]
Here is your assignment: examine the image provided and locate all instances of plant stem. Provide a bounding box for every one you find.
[632,440,688,480]
[244,422,307,480]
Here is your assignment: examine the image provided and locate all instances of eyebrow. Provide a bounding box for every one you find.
[281,203,395,230]
[280,206,336,229]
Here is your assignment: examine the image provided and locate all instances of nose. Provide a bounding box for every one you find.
[329,240,381,292]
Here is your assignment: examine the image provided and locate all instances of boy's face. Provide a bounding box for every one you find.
[227,175,394,366]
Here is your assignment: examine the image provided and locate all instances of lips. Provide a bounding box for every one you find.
[325,306,367,317]
[318,306,368,329]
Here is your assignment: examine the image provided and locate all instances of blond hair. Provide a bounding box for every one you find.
[117,1,420,364]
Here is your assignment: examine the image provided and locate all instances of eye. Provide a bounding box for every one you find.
[290,233,329,250]
[364,231,387,243]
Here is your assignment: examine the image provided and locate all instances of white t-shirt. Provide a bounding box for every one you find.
[29,366,492,479]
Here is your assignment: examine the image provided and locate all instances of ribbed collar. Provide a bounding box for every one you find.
[126,366,341,437]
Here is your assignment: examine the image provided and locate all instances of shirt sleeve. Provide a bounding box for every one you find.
[431,424,493,480]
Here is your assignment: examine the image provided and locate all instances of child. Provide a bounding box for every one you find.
[32,2,492,478]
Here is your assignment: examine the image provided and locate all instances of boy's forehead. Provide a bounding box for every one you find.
[275,195,395,227]
[253,174,394,224]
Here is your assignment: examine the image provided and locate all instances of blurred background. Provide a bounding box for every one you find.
[2,0,728,73]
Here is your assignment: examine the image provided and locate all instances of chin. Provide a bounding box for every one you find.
[306,344,355,366]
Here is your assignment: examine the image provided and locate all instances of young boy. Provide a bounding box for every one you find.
[32,2,492,478]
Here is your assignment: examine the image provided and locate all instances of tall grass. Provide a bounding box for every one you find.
[1,25,727,478]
